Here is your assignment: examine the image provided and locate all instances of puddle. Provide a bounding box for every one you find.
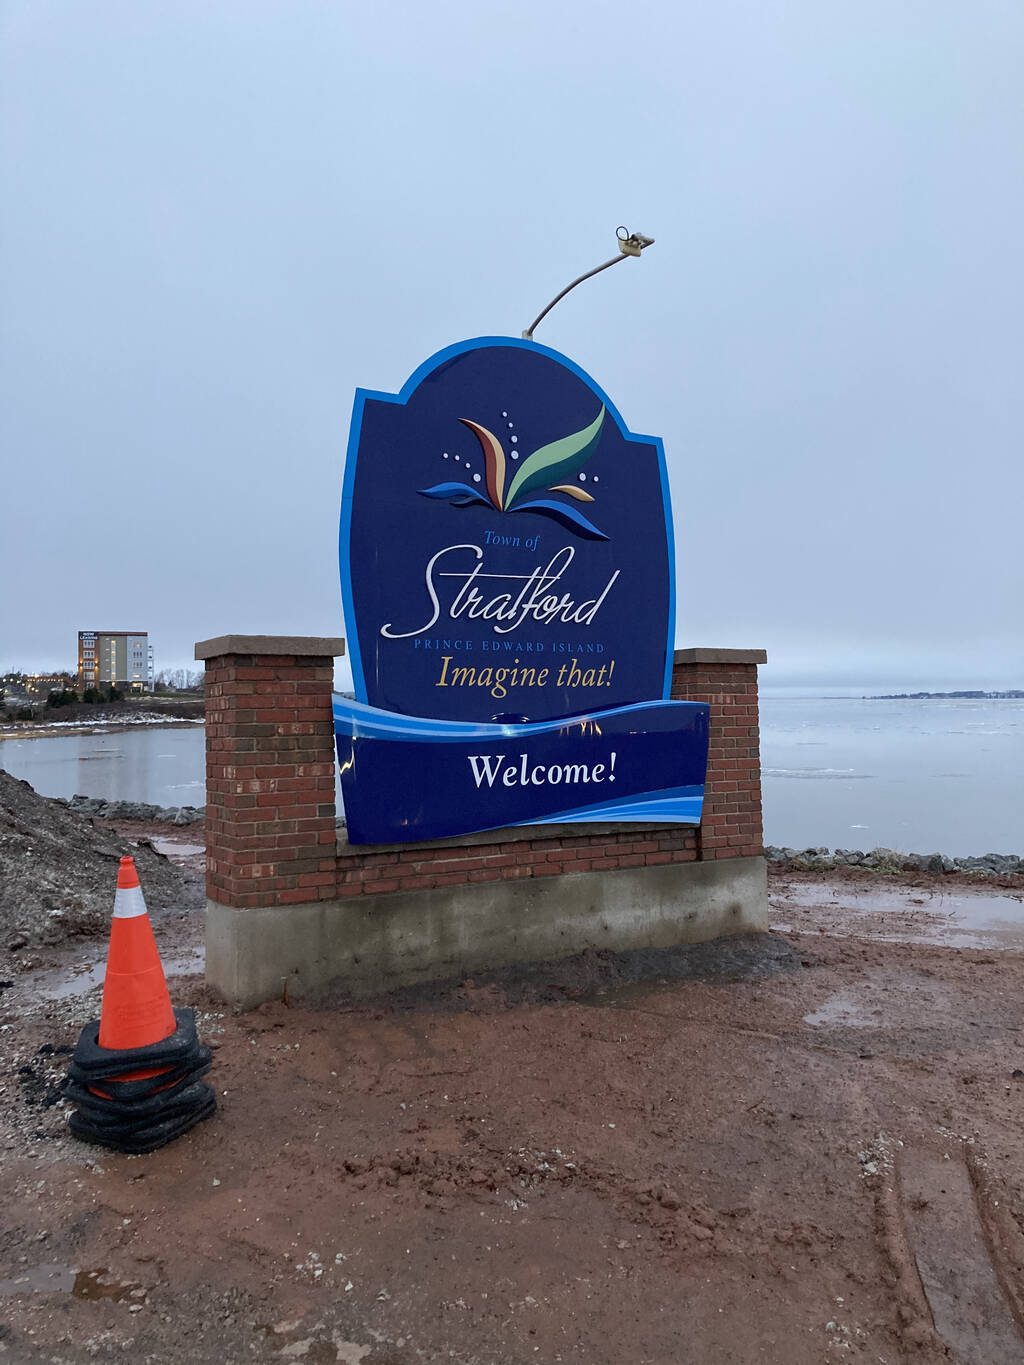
[72,1268,142,1302]
[0,1264,140,1302]
[772,884,1024,950]
[0,1263,77,1295]
[26,946,205,1002]
[804,990,874,1028]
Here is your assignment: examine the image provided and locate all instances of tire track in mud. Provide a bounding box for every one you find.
[871,1136,1024,1362]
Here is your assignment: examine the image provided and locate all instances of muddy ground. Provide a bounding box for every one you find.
[0,773,203,950]
[2,841,1024,1365]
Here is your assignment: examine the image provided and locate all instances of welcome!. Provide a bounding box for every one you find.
[468,752,618,789]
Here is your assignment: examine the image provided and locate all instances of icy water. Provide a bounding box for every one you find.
[761,696,1024,857]
[0,724,206,808]
[1,696,1021,856]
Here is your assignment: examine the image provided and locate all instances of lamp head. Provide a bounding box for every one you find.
[616,226,655,257]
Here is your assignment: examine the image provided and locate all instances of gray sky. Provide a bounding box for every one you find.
[2,0,1022,692]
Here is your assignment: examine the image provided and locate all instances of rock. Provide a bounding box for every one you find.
[901,854,930,872]
[64,795,205,824]
[980,853,1022,874]
[924,853,955,873]
[833,849,865,865]
[863,847,903,871]
[956,854,1015,876]
[763,842,1022,876]
[104,800,163,821]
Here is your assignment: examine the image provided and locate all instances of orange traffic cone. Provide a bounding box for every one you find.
[98,856,177,1051]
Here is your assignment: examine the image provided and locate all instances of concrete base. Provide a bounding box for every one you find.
[206,856,768,1010]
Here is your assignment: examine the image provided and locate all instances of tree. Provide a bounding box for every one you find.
[154,668,203,693]
[46,689,79,708]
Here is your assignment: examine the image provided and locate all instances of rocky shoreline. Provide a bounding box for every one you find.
[55,794,205,826]
[766,843,1024,877]
[46,797,1024,873]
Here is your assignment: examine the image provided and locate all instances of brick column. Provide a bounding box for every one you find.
[671,648,766,861]
[195,635,345,909]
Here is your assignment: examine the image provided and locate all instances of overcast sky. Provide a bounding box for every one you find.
[2,1,1021,692]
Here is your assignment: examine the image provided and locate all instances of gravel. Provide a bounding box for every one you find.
[0,770,203,951]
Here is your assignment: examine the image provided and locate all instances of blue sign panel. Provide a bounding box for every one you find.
[334,698,708,845]
[337,336,708,843]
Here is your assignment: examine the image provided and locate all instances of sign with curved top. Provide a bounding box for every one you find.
[336,336,708,844]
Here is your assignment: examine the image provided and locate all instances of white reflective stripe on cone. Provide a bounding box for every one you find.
[112,884,148,920]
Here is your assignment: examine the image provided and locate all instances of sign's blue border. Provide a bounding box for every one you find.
[338,335,676,705]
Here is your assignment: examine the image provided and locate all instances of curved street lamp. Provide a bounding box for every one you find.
[522,226,655,341]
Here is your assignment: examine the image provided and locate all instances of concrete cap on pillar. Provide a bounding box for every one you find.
[194,635,347,660]
[673,647,767,665]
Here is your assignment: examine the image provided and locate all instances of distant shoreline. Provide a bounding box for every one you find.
[869,690,1023,700]
[0,715,203,742]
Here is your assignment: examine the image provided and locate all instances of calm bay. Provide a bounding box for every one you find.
[1,695,1021,856]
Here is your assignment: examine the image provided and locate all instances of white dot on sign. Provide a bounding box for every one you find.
[511,452,518,460]
[454,455,461,462]
[593,476,599,483]
[502,411,508,418]
[511,435,518,444]
[443,451,449,459]
[579,473,587,482]
[473,474,482,483]
[508,422,514,429]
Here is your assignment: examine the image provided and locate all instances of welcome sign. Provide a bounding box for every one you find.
[335,336,709,843]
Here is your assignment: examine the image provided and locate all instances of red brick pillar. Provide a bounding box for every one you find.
[671,648,766,861]
[195,636,345,909]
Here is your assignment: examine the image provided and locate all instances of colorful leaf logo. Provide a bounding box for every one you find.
[504,407,605,508]
[419,404,609,539]
[459,418,507,509]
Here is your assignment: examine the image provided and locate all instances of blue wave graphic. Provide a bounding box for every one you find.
[333,695,696,743]
[333,695,709,843]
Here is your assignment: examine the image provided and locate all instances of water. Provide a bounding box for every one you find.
[2,696,1021,856]
[761,696,1024,856]
[0,725,206,808]
[775,883,1024,952]
[0,1265,143,1302]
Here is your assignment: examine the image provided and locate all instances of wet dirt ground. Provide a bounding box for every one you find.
[2,844,1024,1364]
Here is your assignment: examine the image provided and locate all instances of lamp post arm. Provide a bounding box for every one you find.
[521,227,655,341]
[522,255,627,341]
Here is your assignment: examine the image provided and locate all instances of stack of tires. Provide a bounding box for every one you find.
[65,1007,216,1154]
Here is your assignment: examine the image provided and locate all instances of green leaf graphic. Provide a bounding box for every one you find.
[505,405,606,508]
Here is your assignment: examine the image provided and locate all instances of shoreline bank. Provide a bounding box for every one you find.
[0,714,203,741]
[767,842,1023,877]
[34,789,1024,875]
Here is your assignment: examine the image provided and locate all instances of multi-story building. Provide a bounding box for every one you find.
[77,631,154,693]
